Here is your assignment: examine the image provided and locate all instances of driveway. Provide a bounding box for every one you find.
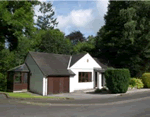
[48,88,150,100]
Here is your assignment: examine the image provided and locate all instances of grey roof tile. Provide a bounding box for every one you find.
[29,52,75,76]
[69,53,86,67]
[8,64,29,72]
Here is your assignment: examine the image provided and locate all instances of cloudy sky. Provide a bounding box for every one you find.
[35,0,109,37]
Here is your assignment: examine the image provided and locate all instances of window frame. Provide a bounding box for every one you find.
[78,72,92,83]
[14,72,22,84]
[22,72,28,83]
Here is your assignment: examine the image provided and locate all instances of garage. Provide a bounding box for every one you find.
[47,76,69,94]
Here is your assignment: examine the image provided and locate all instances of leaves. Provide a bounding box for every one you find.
[96,1,150,77]
[36,2,58,30]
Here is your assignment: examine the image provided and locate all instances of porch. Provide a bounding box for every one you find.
[94,68,106,89]
[7,64,30,92]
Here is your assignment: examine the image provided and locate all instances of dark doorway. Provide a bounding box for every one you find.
[95,72,97,88]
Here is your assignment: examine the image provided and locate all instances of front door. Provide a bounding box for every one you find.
[95,72,97,88]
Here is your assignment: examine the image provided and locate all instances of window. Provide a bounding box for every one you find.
[23,73,28,83]
[79,72,92,82]
[14,72,21,83]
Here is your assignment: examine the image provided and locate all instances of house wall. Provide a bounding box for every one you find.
[25,54,44,95]
[97,72,102,89]
[69,53,102,92]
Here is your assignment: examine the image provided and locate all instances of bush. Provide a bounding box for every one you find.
[94,88,108,93]
[0,73,7,91]
[105,68,130,93]
[129,78,136,89]
[141,73,150,88]
[129,78,144,89]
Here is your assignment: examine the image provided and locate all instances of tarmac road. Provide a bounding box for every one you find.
[0,91,150,117]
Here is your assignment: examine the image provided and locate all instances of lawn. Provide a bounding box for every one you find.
[0,92,71,99]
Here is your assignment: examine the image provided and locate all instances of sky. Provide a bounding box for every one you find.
[35,0,109,38]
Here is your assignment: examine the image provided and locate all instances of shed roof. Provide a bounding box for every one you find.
[8,64,29,72]
[28,52,75,76]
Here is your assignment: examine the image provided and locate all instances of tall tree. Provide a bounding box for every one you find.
[96,1,150,77]
[38,29,73,55]
[66,31,86,45]
[73,35,96,54]
[0,1,38,51]
[36,2,58,30]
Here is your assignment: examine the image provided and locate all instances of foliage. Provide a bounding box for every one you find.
[141,73,150,88]
[73,41,95,54]
[94,88,108,93]
[0,1,37,51]
[0,49,16,75]
[105,68,130,93]
[66,31,86,45]
[129,78,136,89]
[96,1,150,77]
[0,73,7,91]
[13,36,35,65]
[36,1,58,30]
[129,78,144,89]
[38,29,73,55]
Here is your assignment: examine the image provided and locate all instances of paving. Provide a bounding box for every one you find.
[0,93,7,99]
[48,88,150,100]
[0,92,9,99]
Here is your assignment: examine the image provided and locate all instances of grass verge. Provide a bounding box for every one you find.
[0,92,73,100]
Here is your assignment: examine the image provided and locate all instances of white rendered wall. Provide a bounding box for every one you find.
[25,54,44,95]
[97,72,102,89]
[43,77,47,96]
[69,69,94,92]
[69,53,101,92]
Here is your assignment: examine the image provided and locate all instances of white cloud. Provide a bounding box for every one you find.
[57,15,71,29]
[57,9,93,35]
[71,9,93,27]
[56,0,109,37]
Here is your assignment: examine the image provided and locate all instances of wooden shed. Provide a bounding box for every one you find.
[7,64,30,92]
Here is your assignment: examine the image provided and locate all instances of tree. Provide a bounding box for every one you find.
[0,1,38,51]
[96,1,150,77]
[36,2,58,30]
[38,29,73,55]
[73,35,96,54]
[13,36,36,65]
[66,31,86,45]
[0,49,16,75]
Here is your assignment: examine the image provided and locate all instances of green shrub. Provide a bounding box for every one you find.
[129,78,136,89]
[141,73,150,88]
[0,73,7,91]
[129,78,144,89]
[105,68,130,93]
[94,88,107,93]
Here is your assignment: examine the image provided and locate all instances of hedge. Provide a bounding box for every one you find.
[105,68,130,93]
[141,73,150,88]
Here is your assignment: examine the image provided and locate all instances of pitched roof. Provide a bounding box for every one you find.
[8,64,29,72]
[24,52,107,76]
[28,52,75,76]
[93,58,108,69]
[69,53,86,67]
